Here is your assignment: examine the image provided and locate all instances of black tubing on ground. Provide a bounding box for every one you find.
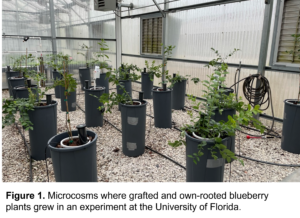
[76,103,186,170]
[15,123,33,182]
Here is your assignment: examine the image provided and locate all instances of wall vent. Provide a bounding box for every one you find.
[94,0,116,11]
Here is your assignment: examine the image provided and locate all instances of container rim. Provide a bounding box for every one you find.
[48,130,98,152]
[152,87,172,92]
[284,99,300,107]
[33,100,58,109]
[120,99,148,108]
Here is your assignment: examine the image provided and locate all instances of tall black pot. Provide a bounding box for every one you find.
[152,88,172,128]
[223,87,234,96]
[211,108,236,163]
[60,87,77,112]
[28,100,57,160]
[48,130,98,182]
[6,71,19,96]
[52,70,61,98]
[8,77,25,98]
[171,80,187,110]
[84,86,105,127]
[281,99,300,154]
[79,67,91,91]
[14,85,38,99]
[186,132,228,182]
[141,72,153,99]
[117,80,132,110]
[96,73,109,95]
[120,100,147,157]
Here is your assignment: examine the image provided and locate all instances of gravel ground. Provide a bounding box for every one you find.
[2,83,300,182]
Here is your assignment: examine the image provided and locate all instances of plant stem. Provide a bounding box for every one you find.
[63,61,73,141]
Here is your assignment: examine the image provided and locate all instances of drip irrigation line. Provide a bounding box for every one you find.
[75,103,186,170]
[235,154,300,167]
[15,123,33,182]
[144,146,186,170]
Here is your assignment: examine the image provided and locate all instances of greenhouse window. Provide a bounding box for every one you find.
[141,15,163,55]
[271,0,300,71]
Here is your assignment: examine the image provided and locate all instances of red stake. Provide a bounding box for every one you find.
[246,135,274,139]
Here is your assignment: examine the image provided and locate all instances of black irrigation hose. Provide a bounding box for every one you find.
[76,103,186,170]
[239,125,281,139]
[231,73,277,137]
[236,154,300,167]
[15,123,33,182]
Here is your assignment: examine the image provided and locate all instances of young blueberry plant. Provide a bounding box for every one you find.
[77,43,93,68]
[47,53,76,142]
[97,64,141,113]
[2,57,53,130]
[144,60,163,81]
[92,39,111,71]
[168,49,265,165]
[166,73,200,88]
[11,53,35,78]
[144,45,175,84]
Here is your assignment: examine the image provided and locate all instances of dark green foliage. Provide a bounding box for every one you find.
[168,48,265,165]
[96,64,141,114]
[3,54,54,130]
[2,98,34,130]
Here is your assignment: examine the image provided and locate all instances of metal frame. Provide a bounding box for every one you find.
[270,0,300,72]
[140,13,164,57]
[1,0,296,122]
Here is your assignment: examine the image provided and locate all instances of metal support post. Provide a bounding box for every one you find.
[161,0,168,84]
[255,0,274,118]
[49,0,57,55]
[116,7,122,69]
[153,0,166,17]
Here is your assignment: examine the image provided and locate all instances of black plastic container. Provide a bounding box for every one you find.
[13,85,38,99]
[48,130,98,182]
[141,71,153,99]
[84,86,105,127]
[52,70,61,98]
[60,87,77,112]
[96,72,109,95]
[120,100,147,157]
[6,71,19,96]
[152,87,172,128]
[28,100,57,160]
[117,80,132,110]
[186,132,228,182]
[211,108,236,163]
[8,77,25,99]
[79,67,91,91]
[222,87,234,96]
[281,100,300,154]
[171,79,187,110]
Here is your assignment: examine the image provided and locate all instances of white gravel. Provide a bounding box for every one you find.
[2,83,300,182]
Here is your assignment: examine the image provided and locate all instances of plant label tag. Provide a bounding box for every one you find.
[127,142,137,151]
[128,117,138,125]
[206,158,225,168]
